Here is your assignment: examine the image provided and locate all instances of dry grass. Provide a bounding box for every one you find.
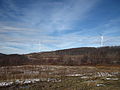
[0,65,120,90]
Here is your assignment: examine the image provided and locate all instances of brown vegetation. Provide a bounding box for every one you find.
[0,54,29,66]
[27,46,120,66]
[0,46,120,66]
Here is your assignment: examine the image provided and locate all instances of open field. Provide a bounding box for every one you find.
[0,65,120,90]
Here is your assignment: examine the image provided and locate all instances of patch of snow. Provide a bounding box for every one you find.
[0,81,13,87]
[81,76,89,79]
[95,72,113,77]
[23,80,32,84]
[31,79,40,83]
[15,80,23,84]
[111,72,120,75]
[96,84,105,87]
[106,78,119,80]
[67,74,83,77]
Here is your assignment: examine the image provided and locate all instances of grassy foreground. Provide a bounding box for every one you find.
[0,65,120,90]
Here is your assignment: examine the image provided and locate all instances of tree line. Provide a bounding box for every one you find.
[0,46,120,66]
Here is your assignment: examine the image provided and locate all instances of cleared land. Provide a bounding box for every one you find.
[0,65,120,90]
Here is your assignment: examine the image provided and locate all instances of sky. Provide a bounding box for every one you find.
[0,0,120,54]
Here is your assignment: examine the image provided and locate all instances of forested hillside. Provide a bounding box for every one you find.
[0,46,120,66]
[27,46,120,65]
[0,54,29,66]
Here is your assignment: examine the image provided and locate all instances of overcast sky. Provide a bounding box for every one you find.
[0,0,120,54]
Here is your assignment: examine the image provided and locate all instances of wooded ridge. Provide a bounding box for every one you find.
[0,46,120,66]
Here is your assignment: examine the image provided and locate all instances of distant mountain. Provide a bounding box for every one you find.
[27,46,120,66]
